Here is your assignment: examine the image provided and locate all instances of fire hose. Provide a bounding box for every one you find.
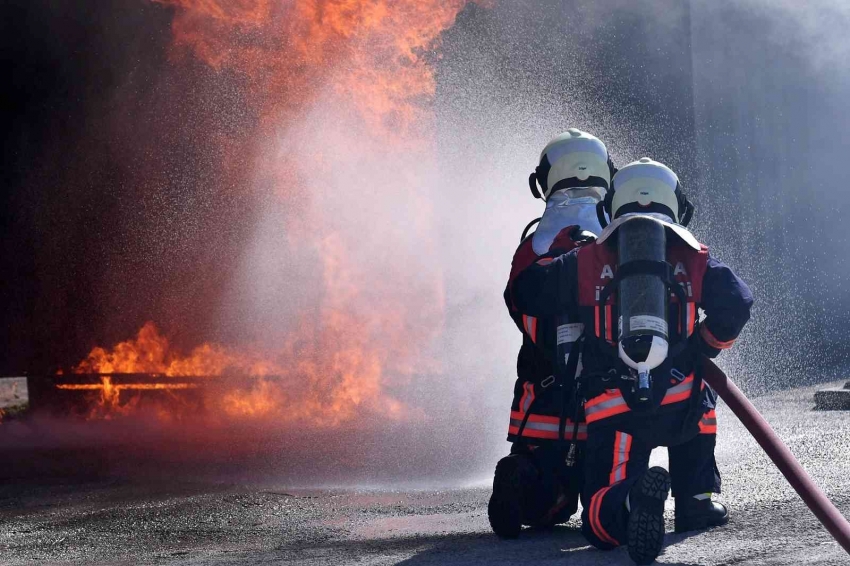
[701,357,850,554]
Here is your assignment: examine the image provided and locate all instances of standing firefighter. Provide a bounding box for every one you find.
[489,129,616,538]
[510,158,753,564]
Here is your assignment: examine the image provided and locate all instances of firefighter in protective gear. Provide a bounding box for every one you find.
[489,129,616,538]
[509,158,753,564]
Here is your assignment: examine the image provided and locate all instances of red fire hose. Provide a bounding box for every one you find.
[701,357,850,554]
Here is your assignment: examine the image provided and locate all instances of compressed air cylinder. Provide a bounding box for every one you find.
[617,217,669,401]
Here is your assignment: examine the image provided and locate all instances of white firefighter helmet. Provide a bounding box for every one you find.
[529,128,613,201]
[596,157,699,250]
[608,157,693,225]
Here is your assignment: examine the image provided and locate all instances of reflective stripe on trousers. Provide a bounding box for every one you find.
[698,409,717,434]
[609,431,632,484]
[522,315,538,343]
[508,410,587,441]
[519,382,535,414]
[588,485,619,546]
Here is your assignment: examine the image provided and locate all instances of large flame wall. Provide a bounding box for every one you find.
[60,0,488,426]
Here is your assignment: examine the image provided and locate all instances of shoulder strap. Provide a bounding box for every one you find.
[559,335,585,448]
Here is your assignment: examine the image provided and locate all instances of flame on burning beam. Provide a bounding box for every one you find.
[57,382,199,391]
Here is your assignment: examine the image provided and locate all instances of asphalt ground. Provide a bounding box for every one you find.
[1,381,849,565]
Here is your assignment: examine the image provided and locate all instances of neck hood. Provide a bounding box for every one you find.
[532,187,605,255]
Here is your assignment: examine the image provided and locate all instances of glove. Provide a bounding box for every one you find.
[548,226,596,255]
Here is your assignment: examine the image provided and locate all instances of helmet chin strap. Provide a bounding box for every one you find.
[528,172,543,199]
[596,200,610,229]
[678,194,695,227]
[597,186,616,228]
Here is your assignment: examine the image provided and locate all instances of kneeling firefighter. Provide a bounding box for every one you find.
[510,158,753,565]
[489,129,616,538]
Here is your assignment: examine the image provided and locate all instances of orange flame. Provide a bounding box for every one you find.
[67,316,403,426]
[74,322,282,377]
[156,0,477,135]
[54,0,481,426]
[68,233,428,425]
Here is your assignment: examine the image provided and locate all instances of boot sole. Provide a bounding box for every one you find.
[488,458,523,539]
[627,467,670,565]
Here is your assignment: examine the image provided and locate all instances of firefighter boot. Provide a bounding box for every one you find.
[674,495,729,533]
[627,466,671,565]
[488,454,537,538]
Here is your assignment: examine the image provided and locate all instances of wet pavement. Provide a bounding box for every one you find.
[1,382,849,565]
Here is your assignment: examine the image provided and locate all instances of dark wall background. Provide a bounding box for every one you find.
[689,0,850,390]
[437,0,696,178]
[1,1,260,373]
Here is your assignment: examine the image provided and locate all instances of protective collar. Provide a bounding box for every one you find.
[596,212,701,250]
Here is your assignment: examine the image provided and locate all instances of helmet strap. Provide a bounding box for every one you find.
[680,199,695,227]
[602,188,615,219]
[528,172,543,199]
[596,200,609,229]
[674,182,695,227]
[607,156,618,180]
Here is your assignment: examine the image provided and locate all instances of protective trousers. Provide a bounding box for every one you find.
[511,442,585,525]
[580,407,720,549]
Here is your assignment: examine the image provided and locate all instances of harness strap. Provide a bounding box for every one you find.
[514,393,539,442]
[680,329,706,434]
[565,377,585,467]
[559,335,585,449]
